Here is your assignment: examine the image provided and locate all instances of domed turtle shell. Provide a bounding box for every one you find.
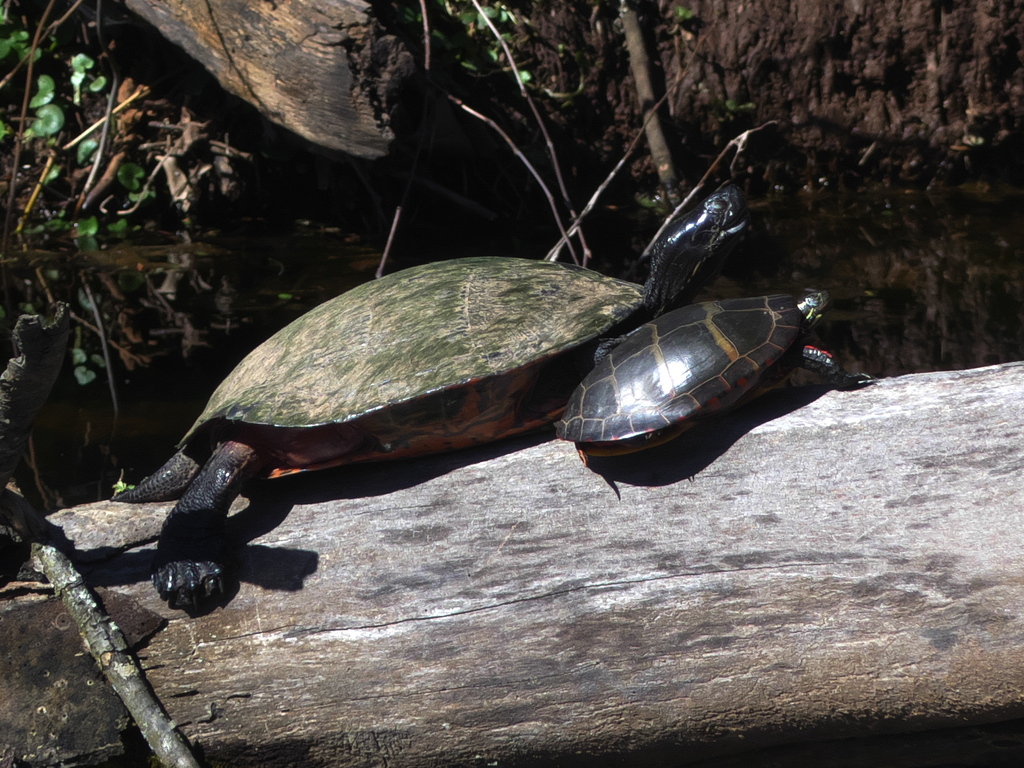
[556,294,805,453]
[182,257,644,473]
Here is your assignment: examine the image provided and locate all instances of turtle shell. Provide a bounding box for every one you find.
[556,294,804,450]
[182,257,643,473]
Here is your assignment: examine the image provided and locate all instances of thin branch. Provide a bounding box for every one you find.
[62,84,150,151]
[448,94,579,264]
[2,0,59,290]
[15,153,57,235]
[467,0,587,259]
[28,529,202,768]
[0,0,87,92]
[81,280,120,416]
[642,121,777,258]
[544,91,668,262]
[376,206,402,279]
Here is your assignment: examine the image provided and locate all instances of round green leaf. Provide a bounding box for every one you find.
[43,163,62,184]
[76,216,100,237]
[117,162,146,192]
[74,365,97,386]
[30,104,64,137]
[72,347,88,365]
[29,74,55,108]
[77,138,98,165]
[71,53,95,73]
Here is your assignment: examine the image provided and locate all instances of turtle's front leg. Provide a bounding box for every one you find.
[801,345,875,389]
[152,440,262,609]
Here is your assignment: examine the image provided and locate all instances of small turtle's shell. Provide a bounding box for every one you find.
[556,295,803,448]
[182,258,643,471]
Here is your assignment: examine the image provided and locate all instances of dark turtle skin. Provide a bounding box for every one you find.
[556,291,873,456]
[114,185,751,609]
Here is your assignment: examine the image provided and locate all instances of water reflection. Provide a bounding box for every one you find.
[7,186,1024,507]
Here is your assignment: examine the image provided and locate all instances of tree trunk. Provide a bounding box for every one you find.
[119,0,415,158]
[15,361,1023,766]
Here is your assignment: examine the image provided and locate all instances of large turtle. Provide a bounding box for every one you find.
[556,291,874,457]
[115,185,750,608]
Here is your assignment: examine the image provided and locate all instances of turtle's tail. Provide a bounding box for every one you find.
[113,449,202,503]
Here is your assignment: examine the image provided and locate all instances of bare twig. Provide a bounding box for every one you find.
[28,530,202,768]
[543,91,668,262]
[448,94,578,264]
[69,312,147,367]
[641,121,777,258]
[117,154,171,216]
[619,0,678,201]
[467,0,588,260]
[80,280,120,417]
[15,153,57,235]
[62,85,150,151]
[2,0,59,303]
[0,0,87,92]
[419,0,431,72]
[376,206,403,279]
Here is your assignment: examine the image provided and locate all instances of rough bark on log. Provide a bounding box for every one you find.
[35,362,1024,766]
[119,0,415,158]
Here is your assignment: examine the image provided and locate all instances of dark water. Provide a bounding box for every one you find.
[10,185,1024,509]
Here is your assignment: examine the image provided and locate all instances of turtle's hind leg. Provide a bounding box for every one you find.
[151,440,263,610]
[112,449,202,503]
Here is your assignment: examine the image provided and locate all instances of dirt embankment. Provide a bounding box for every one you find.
[655,0,1024,187]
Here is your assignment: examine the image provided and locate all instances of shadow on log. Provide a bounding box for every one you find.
[28,362,1024,766]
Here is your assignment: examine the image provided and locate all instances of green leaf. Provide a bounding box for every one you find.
[43,163,62,184]
[518,70,533,84]
[88,75,107,93]
[71,53,95,73]
[29,74,56,108]
[72,347,88,365]
[77,287,95,313]
[107,218,132,238]
[76,216,100,237]
[127,188,155,206]
[77,138,99,165]
[74,365,97,386]
[77,235,99,252]
[90,353,106,369]
[27,104,64,137]
[117,162,146,192]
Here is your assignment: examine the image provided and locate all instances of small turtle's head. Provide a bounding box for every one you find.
[797,290,833,329]
[643,184,751,317]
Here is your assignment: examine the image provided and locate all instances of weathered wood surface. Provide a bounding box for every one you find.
[119,0,414,158]
[48,362,1024,766]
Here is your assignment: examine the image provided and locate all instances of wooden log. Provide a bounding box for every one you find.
[119,0,414,158]
[45,362,1024,765]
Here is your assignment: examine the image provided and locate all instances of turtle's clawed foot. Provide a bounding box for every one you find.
[152,560,225,611]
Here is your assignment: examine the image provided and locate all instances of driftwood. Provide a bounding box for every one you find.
[118,0,415,158]
[34,361,1024,765]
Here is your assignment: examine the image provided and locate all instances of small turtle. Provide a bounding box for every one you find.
[556,291,873,456]
[115,186,751,608]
